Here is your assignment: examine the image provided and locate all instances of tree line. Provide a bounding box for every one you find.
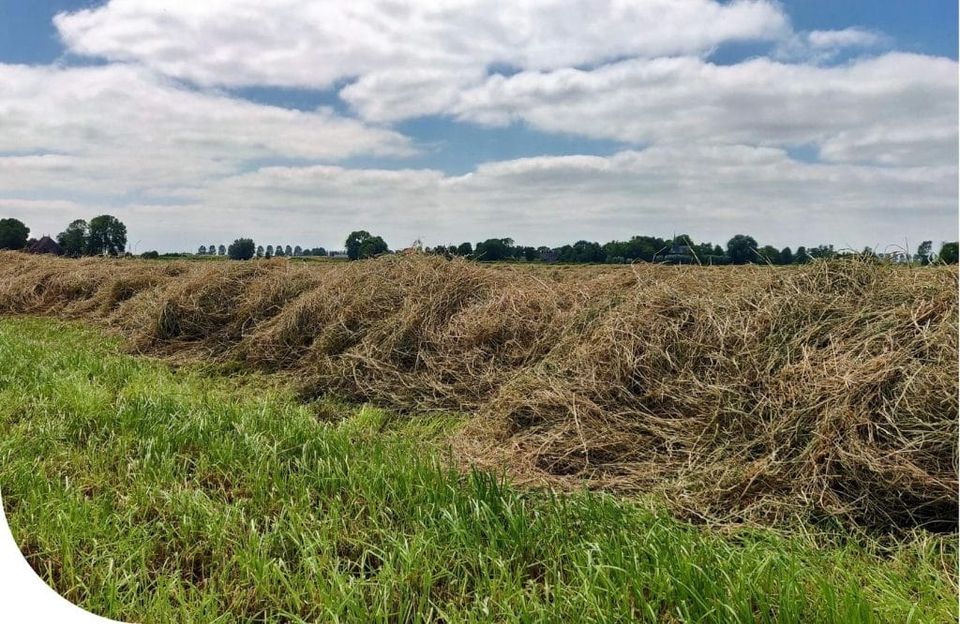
[416,234,959,266]
[0,215,127,257]
[1,216,957,265]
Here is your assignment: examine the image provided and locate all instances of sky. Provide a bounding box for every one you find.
[0,0,956,253]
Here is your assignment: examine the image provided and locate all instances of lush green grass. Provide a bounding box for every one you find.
[0,317,955,623]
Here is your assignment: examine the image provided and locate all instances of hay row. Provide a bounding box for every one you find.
[1,252,956,532]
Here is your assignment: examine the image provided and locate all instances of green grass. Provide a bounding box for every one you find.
[0,317,955,623]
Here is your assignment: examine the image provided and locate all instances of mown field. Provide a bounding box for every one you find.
[1,317,956,622]
[0,253,957,621]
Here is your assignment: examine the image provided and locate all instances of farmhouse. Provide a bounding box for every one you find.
[26,235,64,256]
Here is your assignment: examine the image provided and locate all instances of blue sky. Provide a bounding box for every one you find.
[0,0,956,251]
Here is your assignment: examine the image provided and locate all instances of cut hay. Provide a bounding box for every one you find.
[1,251,956,532]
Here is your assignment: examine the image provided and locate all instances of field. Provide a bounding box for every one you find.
[0,252,957,621]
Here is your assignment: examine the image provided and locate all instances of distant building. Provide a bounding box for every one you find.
[26,235,64,256]
[657,239,696,264]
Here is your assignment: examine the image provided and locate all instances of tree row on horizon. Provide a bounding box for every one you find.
[1,217,957,266]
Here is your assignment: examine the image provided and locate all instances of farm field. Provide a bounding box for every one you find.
[0,253,957,621]
[1,317,956,622]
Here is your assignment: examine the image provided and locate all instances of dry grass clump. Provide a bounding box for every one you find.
[1,251,956,531]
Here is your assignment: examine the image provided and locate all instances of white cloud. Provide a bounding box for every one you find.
[10,145,947,253]
[807,28,884,50]
[54,0,788,88]
[0,63,412,196]
[434,53,957,166]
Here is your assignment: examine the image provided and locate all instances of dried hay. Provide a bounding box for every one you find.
[1,251,956,532]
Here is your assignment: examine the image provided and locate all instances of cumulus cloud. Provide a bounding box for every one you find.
[435,53,957,166]
[13,145,952,253]
[807,28,885,50]
[55,0,788,88]
[0,63,412,196]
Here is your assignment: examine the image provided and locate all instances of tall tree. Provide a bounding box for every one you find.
[285,245,293,257]
[916,241,933,265]
[345,230,389,260]
[256,245,264,258]
[57,219,89,257]
[456,242,473,256]
[726,234,759,265]
[217,244,226,256]
[227,238,256,260]
[474,238,513,261]
[758,245,780,264]
[938,241,958,264]
[274,244,285,257]
[293,245,303,256]
[87,215,127,256]
[0,218,30,250]
[265,245,274,258]
[198,245,208,255]
[779,247,794,265]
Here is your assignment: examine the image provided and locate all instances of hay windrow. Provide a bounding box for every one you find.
[1,251,956,532]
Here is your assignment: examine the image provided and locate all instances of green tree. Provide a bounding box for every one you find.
[274,244,285,257]
[217,244,226,256]
[198,245,208,255]
[256,245,264,258]
[57,219,89,257]
[346,230,389,260]
[916,241,933,265]
[779,247,793,265]
[758,245,780,264]
[0,218,30,250]
[474,238,511,261]
[87,215,127,256]
[456,242,473,256]
[794,246,808,264]
[726,234,759,265]
[140,250,160,259]
[938,241,958,264]
[293,245,303,256]
[227,238,256,260]
[285,245,293,257]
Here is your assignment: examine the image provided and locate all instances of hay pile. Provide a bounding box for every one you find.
[1,252,956,531]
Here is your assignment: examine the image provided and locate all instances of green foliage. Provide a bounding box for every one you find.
[0,317,955,622]
[780,246,794,265]
[87,215,127,256]
[227,238,256,260]
[474,237,514,261]
[56,219,89,257]
[0,217,30,250]
[140,250,160,259]
[917,240,933,265]
[758,244,780,264]
[217,244,226,256]
[346,230,389,260]
[726,234,759,265]
[938,241,958,264]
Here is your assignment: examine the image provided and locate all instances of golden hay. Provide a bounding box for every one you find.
[1,251,956,531]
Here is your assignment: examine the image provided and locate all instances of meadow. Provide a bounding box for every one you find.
[0,252,957,621]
